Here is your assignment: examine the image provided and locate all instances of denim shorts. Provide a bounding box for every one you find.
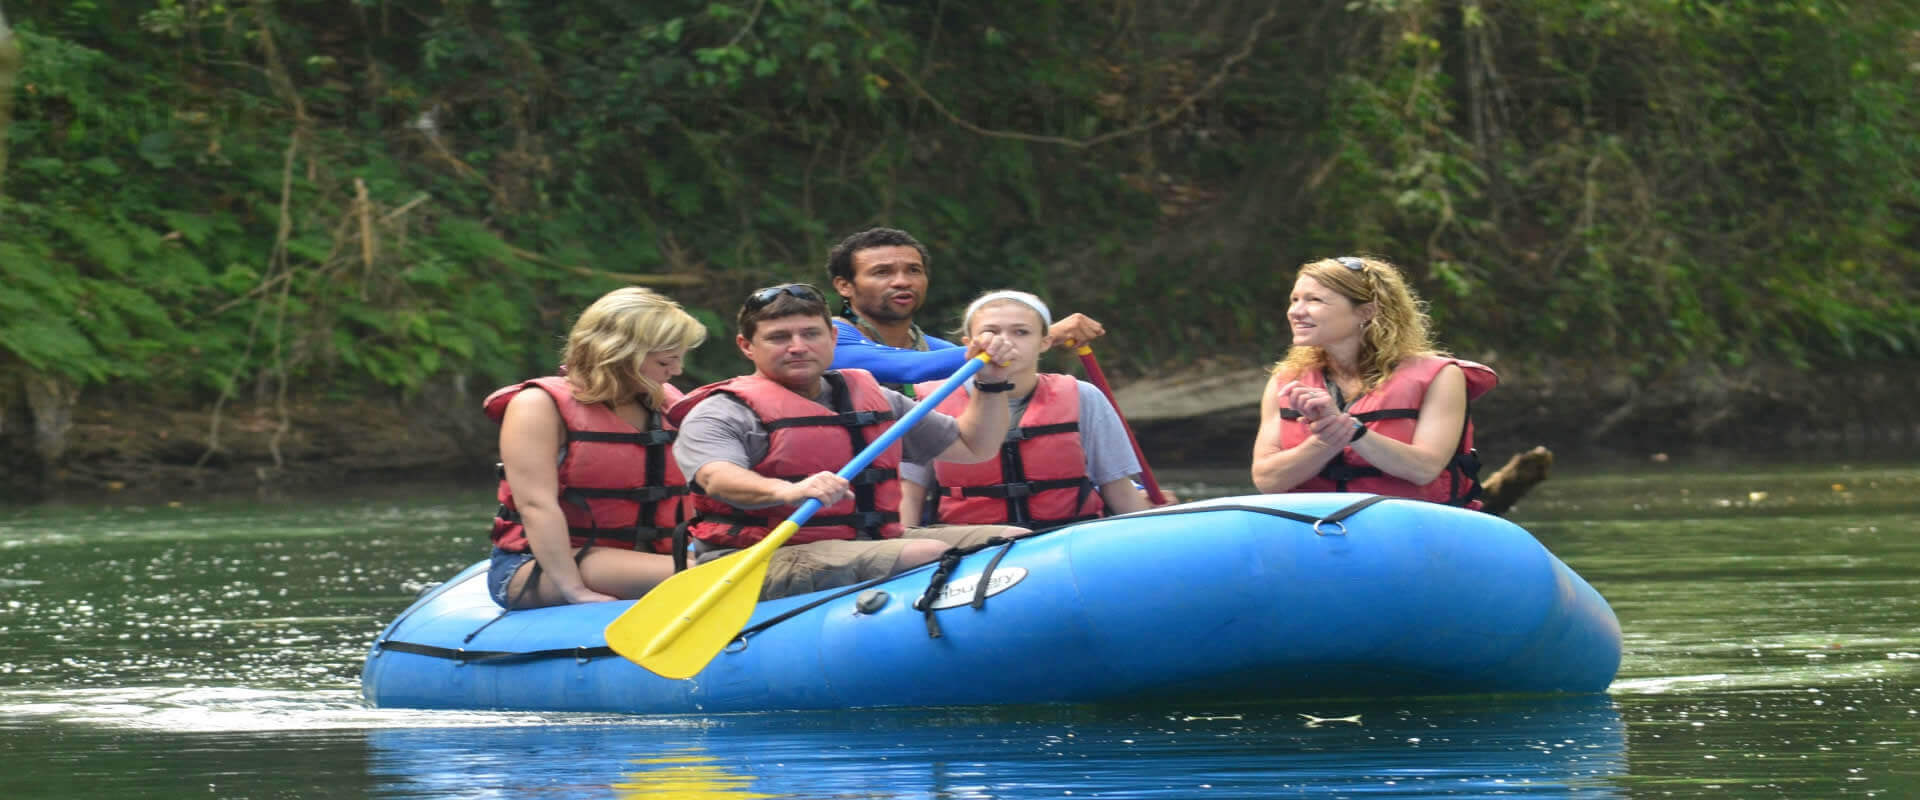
[487,548,536,608]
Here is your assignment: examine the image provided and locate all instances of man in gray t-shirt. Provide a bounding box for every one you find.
[670,283,1030,600]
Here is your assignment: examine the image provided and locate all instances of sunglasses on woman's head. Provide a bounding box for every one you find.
[745,283,824,311]
[1337,257,1365,271]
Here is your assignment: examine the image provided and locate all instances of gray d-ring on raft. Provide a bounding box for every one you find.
[1313,519,1349,536]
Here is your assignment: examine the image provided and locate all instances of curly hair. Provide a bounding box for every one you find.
[1271,256,1443,393]
[563,288,707,410]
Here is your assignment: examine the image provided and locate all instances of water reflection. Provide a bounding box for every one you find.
[615,753,776,800]
[367,697,1627,798]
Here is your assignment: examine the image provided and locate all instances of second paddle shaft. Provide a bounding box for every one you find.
[1073,343,1166,505]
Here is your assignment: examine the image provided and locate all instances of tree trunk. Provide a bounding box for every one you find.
[1479,446,1554,517]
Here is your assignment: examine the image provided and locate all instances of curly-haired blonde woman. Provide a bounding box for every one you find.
[1251,256,1497,508]
[481,287,708,608]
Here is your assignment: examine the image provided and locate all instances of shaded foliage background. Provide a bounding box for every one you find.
[1,0,1916,489]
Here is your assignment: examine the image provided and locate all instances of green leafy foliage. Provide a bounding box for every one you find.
[0,0,1913,419]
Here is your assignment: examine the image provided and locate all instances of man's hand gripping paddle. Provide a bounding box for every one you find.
[603,354,992,679]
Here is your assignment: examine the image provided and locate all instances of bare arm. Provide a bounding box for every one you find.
[693,461,852,509]
[1340,364,1469,486]
[1250,371,1345,493]
[498,390,612,604]
[899,478,928,527]
[1046,313,1106,350]
[831,319,971,384]
[1098,476,1153,515]
[936,332,1017,463]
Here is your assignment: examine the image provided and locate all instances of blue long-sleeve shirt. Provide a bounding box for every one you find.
[830,318,968,385]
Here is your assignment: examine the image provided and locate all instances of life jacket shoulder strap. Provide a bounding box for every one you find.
[1006,420,1079,441]
[567,429,676,446]
[762,409,897,430]
[944,475,1091,499]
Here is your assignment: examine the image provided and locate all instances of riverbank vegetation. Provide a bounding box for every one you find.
[2,1,1916,496]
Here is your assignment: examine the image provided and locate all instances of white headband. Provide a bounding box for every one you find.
[963,290,1053,331]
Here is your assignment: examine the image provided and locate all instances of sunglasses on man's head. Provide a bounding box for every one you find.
[745,283,824,311]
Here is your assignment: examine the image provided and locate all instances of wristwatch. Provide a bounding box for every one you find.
[974,379,1016,393]
[1349,418,1368,441]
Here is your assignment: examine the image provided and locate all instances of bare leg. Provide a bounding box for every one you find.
[503,548,677,609]
[892,524,1027,571]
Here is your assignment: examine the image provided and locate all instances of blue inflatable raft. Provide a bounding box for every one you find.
[360,494,1621,713]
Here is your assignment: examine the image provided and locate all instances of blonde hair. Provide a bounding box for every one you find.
[1271,256,1443,392]
[563,287,707,410]
[953,289,1052,339]
[964,290,1052,332]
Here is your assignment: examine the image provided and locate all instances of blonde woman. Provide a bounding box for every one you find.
[482,287,708,608]
[1252,256,1497,508]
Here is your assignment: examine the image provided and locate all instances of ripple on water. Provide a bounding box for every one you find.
[0,685,701,733]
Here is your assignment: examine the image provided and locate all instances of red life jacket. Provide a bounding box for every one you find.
[914,373,1102,528]
[667,369,905,549]
[484,376,689,555]
[1278,357,1498,508]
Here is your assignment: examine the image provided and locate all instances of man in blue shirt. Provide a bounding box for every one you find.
[825,227,1107,391]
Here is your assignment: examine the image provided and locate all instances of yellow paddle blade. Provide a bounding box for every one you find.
[604,521,796,679]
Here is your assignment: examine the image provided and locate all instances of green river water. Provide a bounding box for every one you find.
[1,461,1915,798]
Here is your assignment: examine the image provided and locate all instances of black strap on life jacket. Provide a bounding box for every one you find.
[1277,408,1417,423]
[565,429,676,446]
[638,405,688,556]
[557,485,689,503]
[494,403,688,551]
[1446,390,1485,507]
[1312,449,1482,508]
[1322,367,1486,508]
[495,504,679,548]
[684,374,904,543]
[770,466,898,488]
[1281,397,1484,508]
[930,420,1098,528]
[832,371,882,540]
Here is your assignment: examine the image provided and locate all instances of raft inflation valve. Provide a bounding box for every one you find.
[855,590,890,614]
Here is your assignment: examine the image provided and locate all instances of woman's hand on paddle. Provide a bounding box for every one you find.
[966,331,1019,383]
[781,471,852,506]
[1046,313,1105,350]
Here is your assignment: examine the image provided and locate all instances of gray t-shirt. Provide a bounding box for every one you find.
[673,375,962,510]
[898,378,1141,488]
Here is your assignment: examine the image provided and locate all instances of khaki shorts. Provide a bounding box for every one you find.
[705,524,1023,601]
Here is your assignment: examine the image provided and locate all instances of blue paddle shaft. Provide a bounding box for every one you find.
[784,355,989,528]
